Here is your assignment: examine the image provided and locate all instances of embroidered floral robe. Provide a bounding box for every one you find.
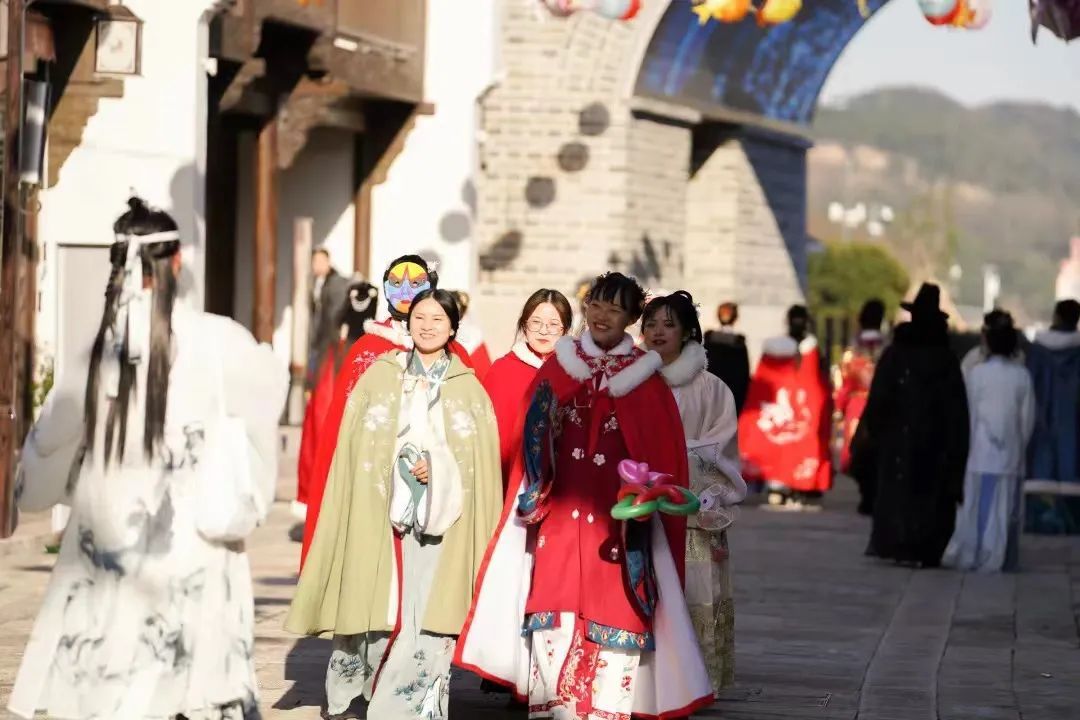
[661,341,746,692]
[299,319,472,569]
[455,333,715,720]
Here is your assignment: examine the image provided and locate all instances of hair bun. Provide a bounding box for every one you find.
[127,196,148,213]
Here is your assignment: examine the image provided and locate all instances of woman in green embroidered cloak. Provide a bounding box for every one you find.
[286,289,503,720]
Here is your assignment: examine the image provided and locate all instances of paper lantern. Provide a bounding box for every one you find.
[592,0,642,19]
[756,0,803,25]
[540,0,578,17]
[966,0,993,28]
[949,0,975,26]
[918,0,961,24]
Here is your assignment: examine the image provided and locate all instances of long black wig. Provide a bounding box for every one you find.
[76,197,181,476]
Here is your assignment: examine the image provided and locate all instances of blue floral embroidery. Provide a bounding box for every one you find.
[623,520,658,619]
[521,611,558,636]
[519,381,557,520]
[586,621,655,651]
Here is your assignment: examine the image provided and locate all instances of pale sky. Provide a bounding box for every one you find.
[820,0,1080,112]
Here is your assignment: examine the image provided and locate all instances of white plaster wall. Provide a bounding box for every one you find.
[37,0,216,371]
[233,128,356,367]
[368,0,499,314]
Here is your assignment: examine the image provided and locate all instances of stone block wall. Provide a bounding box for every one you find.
[471,5,808,357]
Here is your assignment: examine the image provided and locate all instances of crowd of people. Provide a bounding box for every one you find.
[7,216,748,720]
[8,199,1080,720]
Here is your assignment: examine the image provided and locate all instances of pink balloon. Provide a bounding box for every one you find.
[617,459,672,488]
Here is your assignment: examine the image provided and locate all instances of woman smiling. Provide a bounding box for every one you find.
[287,289,502,720]
[482,289,573,491]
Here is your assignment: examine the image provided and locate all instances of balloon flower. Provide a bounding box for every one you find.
[611,460,700,521]
[691,0,753,24]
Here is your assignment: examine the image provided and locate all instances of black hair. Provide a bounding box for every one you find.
[451,290,471,320]
[643,291,703,347]
[517,289,573,337]
[787,304,811,342]
[859,299,886,331]
[312,247,330,259]
[79,197,180,476]
[1053,299,1080,331]
[407,288,461,337]
[985,311,1018,357]
[587,272,647,322]
[341,279,379,347]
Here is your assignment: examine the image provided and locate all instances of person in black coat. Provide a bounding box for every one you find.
[308,248,349,389]
[703,302,751,414]
[851,284,970,567]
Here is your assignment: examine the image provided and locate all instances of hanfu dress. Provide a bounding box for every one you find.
[8,304,288,720]
[483,342,546,492]
[943,357,1035,572]
[286,351,502,720]
[660,341,746,692]
[456,333,715,720]
[299,320,473,570]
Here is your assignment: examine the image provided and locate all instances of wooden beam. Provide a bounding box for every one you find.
[353,103,422,277]
[254,117,278,343]
[0,0,24,538]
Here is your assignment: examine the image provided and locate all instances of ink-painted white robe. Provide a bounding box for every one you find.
[8,304,288,720]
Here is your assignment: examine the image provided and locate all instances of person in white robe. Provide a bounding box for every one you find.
[7,198,288,720]
[642,291,747,692]
[944,311,1035,573]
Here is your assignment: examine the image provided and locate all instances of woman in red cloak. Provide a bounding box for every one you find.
[482,289,573,492]
[739,305,833,510]
[295,278,378,517]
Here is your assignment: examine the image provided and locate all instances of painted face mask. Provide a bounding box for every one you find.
[384,261,431,318]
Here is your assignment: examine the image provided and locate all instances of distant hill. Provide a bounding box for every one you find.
[808,87,1080,321]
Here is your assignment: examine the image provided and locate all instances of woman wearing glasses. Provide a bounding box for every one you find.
[483,289,573,492]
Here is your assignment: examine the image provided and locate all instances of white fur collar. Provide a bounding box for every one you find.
[858,330,883,344]
[554,332,663,397]
[363,318,413,349]
[1035,329,1080,351]
[580,331,635,358]
[762,334,817,359]
[661,341,707,388]
[511,341,545,369]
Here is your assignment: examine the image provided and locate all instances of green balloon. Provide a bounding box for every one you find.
[656,487,701,516]
[611,494,659,521]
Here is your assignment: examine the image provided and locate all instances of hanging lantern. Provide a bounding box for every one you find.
[949,0,975,26]
[966,0,993,28]
[918,0,961,25]
[756,0,803,25]
[591,0,642,19]
[539,0,579,17]
[692,0,752,24]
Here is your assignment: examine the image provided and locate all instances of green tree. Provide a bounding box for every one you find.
[808,241,910,327]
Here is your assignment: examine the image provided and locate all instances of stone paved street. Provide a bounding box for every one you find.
[2,481,1078,719]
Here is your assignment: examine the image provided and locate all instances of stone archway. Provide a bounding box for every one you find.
[473,1,884,352]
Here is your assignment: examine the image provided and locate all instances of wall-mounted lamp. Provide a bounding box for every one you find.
[94,4,142,76]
